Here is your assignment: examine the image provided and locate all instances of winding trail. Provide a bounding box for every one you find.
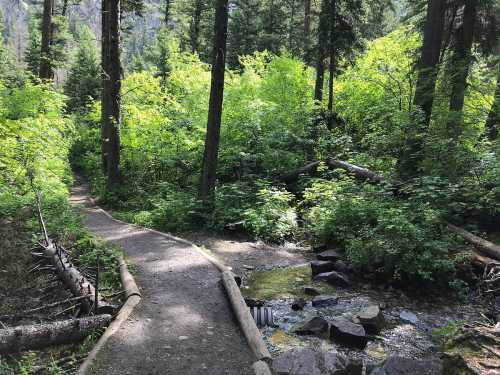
[70,182,255,375]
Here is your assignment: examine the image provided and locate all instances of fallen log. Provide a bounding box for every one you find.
[221,270,271,362]
[34,193,115,314]
[448,224,500,261]
[41,241,116,314]
[279,161,321,184]
[0,315,111,354]
[325,158,386,183]
[281,157,500,262]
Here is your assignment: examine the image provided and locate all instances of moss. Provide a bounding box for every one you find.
[431,322,460,347]
[270,330,304,350]
[242,265,337,300]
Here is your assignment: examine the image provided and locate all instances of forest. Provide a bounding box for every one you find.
[0,0,499,374]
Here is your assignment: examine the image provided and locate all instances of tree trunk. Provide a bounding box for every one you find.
[102,0,121,188]
[101,0,109,172]
[165,0,172,26]
[447,0,477,140]
[327,0,336,126]
[397,0,446,179]
[314,0,329,102]
[190,0,203,53]
[199,0,229,202]
[41,241,116,314]
[288,0,296,52]
[303,0,311,64]
[447,224,500,261]
[62,0,68,16]
[0,315,111,354]
[39,0,54,79]
[486,65,500,140]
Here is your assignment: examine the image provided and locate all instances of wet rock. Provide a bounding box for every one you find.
[291,316,329,337]
[399,310,419,324]
[357,305,385,334]
[317,249,342,261]
[291,298,307,311]
[312,295,339,308]
[245,298,264,307]
[273,348,362,375]
[314,271,351,287]
[273,348,322,375]
[304,286,320,296]
[369,356,443,375]
[311,260,336,276]
[312,244,327,253]
[330,318,368,349]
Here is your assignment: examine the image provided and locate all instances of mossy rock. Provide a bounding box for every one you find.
[242,265,337,300]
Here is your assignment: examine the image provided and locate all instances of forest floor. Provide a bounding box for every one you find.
[70,182,255,375]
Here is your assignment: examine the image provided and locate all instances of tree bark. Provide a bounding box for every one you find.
[279,161,321,183]
[327,0,336,125]
[41,241,116,314]
[39,0,54,79]
[199,0,229,202]
[486,65,500,140]
[165,0,172,26]
[102,0,122,188]
[190,0,203,53]
[447,0,478,140]
[447,224,500,261]
[0,315,111,354]
[397,0,446,179]
[303,0,311,64]
[314,0,329,102]
[101,0,109,172]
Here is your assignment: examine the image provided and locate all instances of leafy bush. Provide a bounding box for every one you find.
[243,187,298,243]
[303,178,458,284]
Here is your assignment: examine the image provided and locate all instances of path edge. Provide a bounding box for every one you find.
[77,254,141,375]
[84,198,273,375]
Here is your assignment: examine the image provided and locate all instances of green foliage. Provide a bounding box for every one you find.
[302,178,458,283]
[243,187,298,243]
[432,322,461,347]
[64,26,101,113]
[25,11,41,77]
[0,81,73,216]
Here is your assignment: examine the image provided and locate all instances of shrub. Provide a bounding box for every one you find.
[303,178,458,284]
[243,187,298,243]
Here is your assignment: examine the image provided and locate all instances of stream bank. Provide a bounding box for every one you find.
[184,233,497,374]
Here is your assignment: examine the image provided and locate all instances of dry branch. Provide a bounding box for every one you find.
[0,315,111,354]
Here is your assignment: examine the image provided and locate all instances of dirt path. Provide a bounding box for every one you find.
[70,183,255,375]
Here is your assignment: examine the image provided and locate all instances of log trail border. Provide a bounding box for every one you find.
[76,199,272,375]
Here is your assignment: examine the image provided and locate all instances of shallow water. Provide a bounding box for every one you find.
[246,271,489,365]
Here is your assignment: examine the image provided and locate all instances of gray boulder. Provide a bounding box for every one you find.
[330,318,368,349]
[317,249,342,261]
[369,356,443,375]
[357,305,385,334]
[399,310,419,324]
[291,316,329,338]
[291,298,307,311]
[312,295,339,308]
[273,348,362,375]
[273,348,322,375]
[332,259,352,274]
[314,271,351,287]
[311,260,336,276]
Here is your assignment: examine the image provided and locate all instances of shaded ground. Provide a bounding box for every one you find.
[181,231,313,276]
[70,183,255,375]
